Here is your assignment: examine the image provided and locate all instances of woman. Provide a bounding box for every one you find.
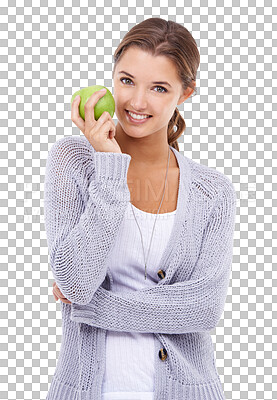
[45,18,237,400]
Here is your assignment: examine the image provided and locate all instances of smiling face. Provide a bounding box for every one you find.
[113,46,193,142]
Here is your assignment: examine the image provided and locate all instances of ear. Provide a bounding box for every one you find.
[177,81,196,106]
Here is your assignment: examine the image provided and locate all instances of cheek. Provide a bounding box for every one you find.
[114,94,129,112]
[113,89,123,103]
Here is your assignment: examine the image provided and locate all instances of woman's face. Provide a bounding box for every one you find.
[113,46,190,141]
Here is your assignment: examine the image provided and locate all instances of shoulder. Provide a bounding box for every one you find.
[184,156,237,206]
[47,136,94,161]
[46,136,96,174]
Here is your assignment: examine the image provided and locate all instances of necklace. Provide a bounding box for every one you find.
[130,145,171,280]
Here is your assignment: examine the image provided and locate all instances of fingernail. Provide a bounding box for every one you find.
[75,95,80,100]
[100,88,106,92]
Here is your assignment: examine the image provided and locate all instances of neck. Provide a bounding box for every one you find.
[115,123,172,169]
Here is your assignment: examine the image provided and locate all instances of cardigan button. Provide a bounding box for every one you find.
[157,269,166,279]
[159,348,168,361]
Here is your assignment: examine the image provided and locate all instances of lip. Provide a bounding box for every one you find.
[125,110,152,125]
[127,110,152,116]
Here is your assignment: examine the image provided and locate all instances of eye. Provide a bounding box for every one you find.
[120,77,168,93]
[155,86,167,93]
[120,77,132,85]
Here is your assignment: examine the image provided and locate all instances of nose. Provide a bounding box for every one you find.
[130,88,149,113]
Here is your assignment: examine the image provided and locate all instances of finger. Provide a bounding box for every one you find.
[91,118,115,140]
[54,286,64,298]
[52,282,58,297]
[52,282,72,304]
[104,119,116,137]
[95,111,114,129]
[53,291,71,304]
[53,289,58,301]
[53,286,71,302]
[71,95,85,133]
[102,118,116,138]
[53,285,62,298]
[84,89,107,126]
[53,288,59,299]
[53,282,63,296]
[97,112,115,127]
[62,299,72,304]
[84,111,112,143]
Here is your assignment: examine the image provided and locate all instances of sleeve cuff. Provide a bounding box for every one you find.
[94,151,132,183]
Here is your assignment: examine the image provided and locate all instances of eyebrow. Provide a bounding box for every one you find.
[118,70,172,88]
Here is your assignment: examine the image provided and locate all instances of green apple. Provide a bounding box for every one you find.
[71,85,115,121]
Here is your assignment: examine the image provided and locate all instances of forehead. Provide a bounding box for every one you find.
[115,47,179,82]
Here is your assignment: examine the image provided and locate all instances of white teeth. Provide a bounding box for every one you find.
[127,110,150,120]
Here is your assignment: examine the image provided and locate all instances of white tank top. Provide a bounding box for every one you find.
[101,202,176,400]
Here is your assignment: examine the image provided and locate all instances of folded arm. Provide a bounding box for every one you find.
[71,181,237,333]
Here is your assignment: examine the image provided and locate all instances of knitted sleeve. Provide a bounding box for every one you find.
[44,138,131,305]
[70,179,237,334]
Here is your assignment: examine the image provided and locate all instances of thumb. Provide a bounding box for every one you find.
[84,89,106,127]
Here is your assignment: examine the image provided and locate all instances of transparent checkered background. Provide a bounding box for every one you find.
[1,1,276,399]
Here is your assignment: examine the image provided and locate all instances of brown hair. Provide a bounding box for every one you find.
[112,17,200,151]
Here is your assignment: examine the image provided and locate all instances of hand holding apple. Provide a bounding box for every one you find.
[71,85,115,121]
[71,85,122,154]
